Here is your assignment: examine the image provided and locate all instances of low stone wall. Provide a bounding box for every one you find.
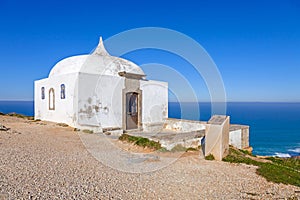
[164,118,206,132]
[159,137,203,151]
[128,118,250,155]
[164,118,250,153]
[142,122,165,132]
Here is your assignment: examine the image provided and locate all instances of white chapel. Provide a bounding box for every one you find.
[34,37,168,132]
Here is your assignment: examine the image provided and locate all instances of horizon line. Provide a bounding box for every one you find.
[1,99,300,103]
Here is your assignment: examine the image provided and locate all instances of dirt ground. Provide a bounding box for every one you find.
[0,115,299,199]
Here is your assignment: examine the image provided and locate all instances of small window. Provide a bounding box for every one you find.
[41,87,45,99]
[60,84,65,99]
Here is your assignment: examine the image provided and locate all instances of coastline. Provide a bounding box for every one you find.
[0,115,299,199]
[1,107,299,158]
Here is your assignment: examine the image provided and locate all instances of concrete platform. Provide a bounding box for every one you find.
[125,129,205,150]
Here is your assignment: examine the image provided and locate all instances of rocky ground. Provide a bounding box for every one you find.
[0,115,299,199]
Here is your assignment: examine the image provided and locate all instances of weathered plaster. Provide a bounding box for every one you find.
[140,80,168,132]
[34,73,78,127]
[35,37,250,154]
[164,118,206,132]
[35,37,169,133]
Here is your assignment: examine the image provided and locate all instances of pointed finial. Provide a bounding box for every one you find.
[93,36,109,56]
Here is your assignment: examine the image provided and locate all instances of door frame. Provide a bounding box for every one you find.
[125,92,139,130]
[122,89,142,131]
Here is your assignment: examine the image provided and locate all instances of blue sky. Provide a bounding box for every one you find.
[0,0,299,102]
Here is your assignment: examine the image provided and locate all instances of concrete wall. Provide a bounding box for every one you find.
[229,129,242,149]
[77,73,124,130]
[35,72,169,133]
[229,125,249,149]
[140,80,168,132]
[241,128,249,148]
[34,73,77,127]
[164,118,206,132]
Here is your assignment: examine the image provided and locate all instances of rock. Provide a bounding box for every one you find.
[0,124,10,131]
[57,123,69,127]
[243,146,253,154]
[291,155,300,160]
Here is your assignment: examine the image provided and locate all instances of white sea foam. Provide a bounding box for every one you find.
[288,148,300,153]
[273,152,291,158]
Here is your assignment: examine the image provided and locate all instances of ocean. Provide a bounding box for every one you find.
[0,101,299,157]
[169,102,300,157]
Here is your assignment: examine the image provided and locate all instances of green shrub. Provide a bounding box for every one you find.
[171,144,187,152]
[186,147,200,152]
[119,134,162,150]
[7,113,33,120]
[157,147,169,152]
[222,147,300,187]
[257,162,300,186]
[57,123,69,127]
[266,156,300,171]
[239,149,254,156]
[82,129,94,134]
[205,154,215,160]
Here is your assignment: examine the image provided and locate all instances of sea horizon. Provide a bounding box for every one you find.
[0,100,299,158]
[3,99,300,103]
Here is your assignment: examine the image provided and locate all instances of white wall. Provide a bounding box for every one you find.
[165,119,206,132]
[140,80,168,127]
[77,73,124,129]
[35,72,169,132]
[229,130,242,149]
[34,73,78,126]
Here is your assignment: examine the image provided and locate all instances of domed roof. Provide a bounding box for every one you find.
[49,37,145,78]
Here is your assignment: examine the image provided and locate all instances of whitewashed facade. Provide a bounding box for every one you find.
[34,37,168,132]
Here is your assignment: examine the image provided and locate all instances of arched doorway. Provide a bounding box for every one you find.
[49,88,55,110]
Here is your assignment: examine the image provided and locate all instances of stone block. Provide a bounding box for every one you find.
[204,115,230,161]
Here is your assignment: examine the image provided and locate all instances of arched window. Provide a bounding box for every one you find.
[49,88,55,110]
[41,87,45,100]
[60,84,66,99]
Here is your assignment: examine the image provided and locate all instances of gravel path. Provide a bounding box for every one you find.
[0,115,299,199]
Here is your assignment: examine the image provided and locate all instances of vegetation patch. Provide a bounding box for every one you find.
[222,147,300,187]
[205,154,215,160]
[82,129,94,134]
[170,145,201,152]
[186,146,201,152]
[171,144,187,152]
[119,134,162,150]
[239,148,255,156]
[57,123,69,127]
[7,113,34,120]
[265,156,300,171]
[157,147,169,152]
